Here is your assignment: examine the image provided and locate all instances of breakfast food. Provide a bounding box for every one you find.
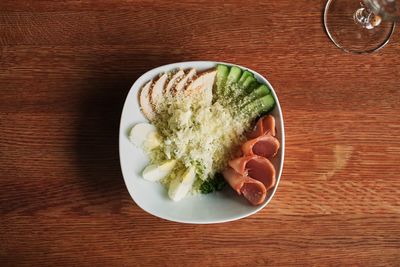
[130,64,280,205]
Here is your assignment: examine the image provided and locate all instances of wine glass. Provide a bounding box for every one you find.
[324,0,399,53]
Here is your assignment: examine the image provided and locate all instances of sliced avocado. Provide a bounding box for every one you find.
[216,65,229,89]
[226,66,242,85]
[244,94,275,117]
[242,76,258,93]
[215,64,229,97]
[246,84,271,102]
[238,71,253,85]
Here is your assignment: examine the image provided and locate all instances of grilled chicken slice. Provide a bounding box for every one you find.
[185,69,217,105]
[150,73,168,112]
[139,80,156,121]
[173,68,196,95]
[164,69,185,97]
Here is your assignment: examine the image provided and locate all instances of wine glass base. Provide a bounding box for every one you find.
[324,0,396,54]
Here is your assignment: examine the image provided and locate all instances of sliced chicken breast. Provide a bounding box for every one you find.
[174,68,196,95]
[139,80,156,121]
[164,69,185,97]
[185,69,217,105]
[150,73,168,112]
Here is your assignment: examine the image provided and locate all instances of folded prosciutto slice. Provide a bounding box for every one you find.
[247,115,276,139]
[223,115,279,206]
[229,155,276,191]
[222,168,266,205]
[242,134,280,158]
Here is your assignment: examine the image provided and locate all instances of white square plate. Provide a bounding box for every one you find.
[119,61,285,224]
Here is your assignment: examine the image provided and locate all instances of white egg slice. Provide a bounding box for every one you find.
[168,166,196,201]
[129,122,161,150]
[142,160,177,182]
[145,131,162,150]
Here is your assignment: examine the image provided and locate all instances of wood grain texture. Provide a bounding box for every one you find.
[1,0,399,266]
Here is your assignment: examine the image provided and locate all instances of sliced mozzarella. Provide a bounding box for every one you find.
[142,160,177,182]
[168,166,196,201]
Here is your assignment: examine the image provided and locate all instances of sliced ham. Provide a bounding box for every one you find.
[224,115,279,206]
[229,155,276,191]
[222,168,266,205]
[242,134,280,158]
[228,155,252,174]
[247,115,276,139]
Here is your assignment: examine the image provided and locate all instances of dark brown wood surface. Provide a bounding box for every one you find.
[1,1,399,266]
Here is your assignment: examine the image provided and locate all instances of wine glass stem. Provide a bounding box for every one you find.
[354,3,382,29]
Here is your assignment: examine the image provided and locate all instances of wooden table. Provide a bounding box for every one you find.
[1,1,399,266]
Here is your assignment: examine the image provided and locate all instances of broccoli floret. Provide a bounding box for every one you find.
[200,173,227,194]
[200,181,214,194]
